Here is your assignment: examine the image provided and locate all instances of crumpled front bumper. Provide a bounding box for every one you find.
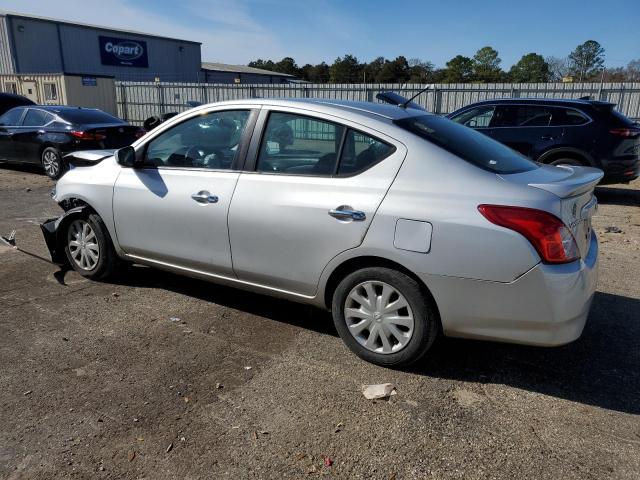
[40,206,88,265]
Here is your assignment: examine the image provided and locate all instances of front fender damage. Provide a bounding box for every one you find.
[40,205,89,265]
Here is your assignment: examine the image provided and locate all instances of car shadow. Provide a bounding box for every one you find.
[595,185,640,206]
[105,265,640,414]
[0,161,43,175]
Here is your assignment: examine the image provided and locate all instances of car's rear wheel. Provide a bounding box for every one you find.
[331,267,439,367]
[550,157,585,167]
[64,213,118,280]
[41,147,65,179]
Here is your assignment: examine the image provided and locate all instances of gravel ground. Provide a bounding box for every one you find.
[0,164,639,479]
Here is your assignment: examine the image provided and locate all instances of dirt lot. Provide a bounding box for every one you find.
[0,164,639,479]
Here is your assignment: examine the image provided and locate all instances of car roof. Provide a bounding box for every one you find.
[28,105,106,114]
[193,98,427,122]
[0,92,34,104]
[461,98,614,108]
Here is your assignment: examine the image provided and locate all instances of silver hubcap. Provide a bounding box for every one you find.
[43,151,59,177]
[68,220,99,270]
[344,281,415,354]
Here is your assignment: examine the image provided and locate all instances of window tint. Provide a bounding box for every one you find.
[58,109,122,124]
[23,109,54,127]
[145,110,250,169]
[395,115,538,174]
[501,106,552,127]
[0,107,24,126]
[450,105,496,128]
[550,108,589,126]
[257,112,344,175]
[338,129,394,176]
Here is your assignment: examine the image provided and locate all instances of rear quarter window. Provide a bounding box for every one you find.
[396,114,539,174]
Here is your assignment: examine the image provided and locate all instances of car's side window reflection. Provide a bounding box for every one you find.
[145,110,250,169]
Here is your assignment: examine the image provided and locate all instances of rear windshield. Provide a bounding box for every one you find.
[58,109,123,125]
[395,114,539,174]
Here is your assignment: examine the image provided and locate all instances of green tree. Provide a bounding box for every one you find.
[509,53,550,82]
[248,59,276,71]
[376,56,410,83]
[273,57,300,77]
[473,46,502,82]
[362,56,385,83]
[568,40,605,81]
[329,54,362,83]
[300,62,330,82]
[407,58,435,83]
[443,55,474,83]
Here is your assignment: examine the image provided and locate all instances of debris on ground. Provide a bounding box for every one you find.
[322,455,333,467]
[362,383,396,400]
[166,442,173,453]
[169,317,181,323]
[127,450,136,462]
[23,390,32,396]
[335,422,344,433]
[111,292,119,298]
[215,383,223,389]
[605,226,624,233]
[244,366,252,370]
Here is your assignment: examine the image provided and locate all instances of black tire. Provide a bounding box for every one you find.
[549,157,584,167]
[331,267,439,367]
[41,147,65,179]
[63,213,118,280]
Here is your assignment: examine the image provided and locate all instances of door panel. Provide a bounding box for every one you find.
[113,168,240,276]
[0,126,16,160]
[228,151,405,296]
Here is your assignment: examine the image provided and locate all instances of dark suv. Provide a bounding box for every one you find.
[448,98,640,184]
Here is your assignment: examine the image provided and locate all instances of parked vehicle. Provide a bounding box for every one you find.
[0,105,144,179]
[0,92,34,115]
[40,99,602,367]
[448,98,640,184]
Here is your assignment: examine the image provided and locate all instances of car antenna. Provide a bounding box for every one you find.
[400,84,435,109]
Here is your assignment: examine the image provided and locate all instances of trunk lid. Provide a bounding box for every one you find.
[82,123,140,148]
[500,164,604,258]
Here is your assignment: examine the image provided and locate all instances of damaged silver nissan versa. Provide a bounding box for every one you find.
[40,98,603,366]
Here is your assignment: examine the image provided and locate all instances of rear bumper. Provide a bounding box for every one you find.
[599,156,639,184]
[423,231,598,346]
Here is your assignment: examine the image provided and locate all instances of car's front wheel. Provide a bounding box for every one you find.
[41,147,65,179]
[331,267,439,367]
[64,213,118,280]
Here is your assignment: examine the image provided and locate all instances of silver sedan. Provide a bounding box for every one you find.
[41,99,602,366]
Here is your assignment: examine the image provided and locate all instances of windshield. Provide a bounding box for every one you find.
[58,109,124,125]
[395,114,539,174]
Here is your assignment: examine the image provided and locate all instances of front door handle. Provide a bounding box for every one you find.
[540,135,557,141]
[329,206,366,221]
[191,190,219,204]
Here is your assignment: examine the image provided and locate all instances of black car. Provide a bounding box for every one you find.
[0,105,144,179]
[0,92,34,115]
[448,98,640,184]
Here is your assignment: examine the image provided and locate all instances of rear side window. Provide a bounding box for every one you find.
[499,106,553,127]
[23,109,54,127]
[551,108,590,126]
[257,112,345,175]
[396,115,538,174]
[338,130,395,176]
[0,107,24,126]
[58,109,122,125]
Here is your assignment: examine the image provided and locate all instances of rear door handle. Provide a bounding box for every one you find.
[329,206,366,221]
[541,135,558,141]
[191,190,219,204]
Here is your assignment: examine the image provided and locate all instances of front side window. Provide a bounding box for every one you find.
[396,114,539,174]
[0,107,25,126]
[450,105,496,128]
[257,112,345,175]
[23,109,54,127]
[145,110,250,169]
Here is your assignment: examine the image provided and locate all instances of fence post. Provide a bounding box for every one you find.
[157,82,165,115]
[433,88,442,114]
[119,83,128,122]
[201,84,208,104]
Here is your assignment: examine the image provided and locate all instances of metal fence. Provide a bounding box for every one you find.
[115,81,640,125]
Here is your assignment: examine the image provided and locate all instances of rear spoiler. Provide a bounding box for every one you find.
[376,92,426,111]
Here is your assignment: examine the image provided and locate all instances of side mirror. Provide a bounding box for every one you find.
[115,145,137,168]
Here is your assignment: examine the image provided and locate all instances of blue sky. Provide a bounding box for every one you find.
[2,0,639,68]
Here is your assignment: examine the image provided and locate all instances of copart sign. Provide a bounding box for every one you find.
[99,36,149,68]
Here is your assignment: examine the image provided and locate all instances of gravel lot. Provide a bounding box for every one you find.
[0,165,639,479]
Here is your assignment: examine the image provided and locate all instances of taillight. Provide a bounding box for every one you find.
[134,129,146,139]
[609,128,640,138]
[478,205,580,264]
[70,131,106,141]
